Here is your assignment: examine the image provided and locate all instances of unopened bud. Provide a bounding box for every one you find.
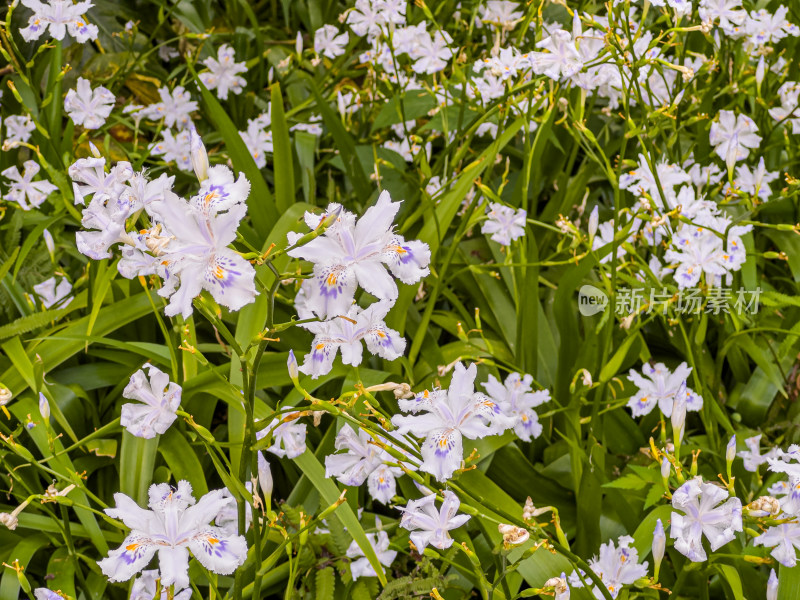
[588,205,599,240]
[189,125,209,182]
[671,383,687,445]
[38,392,50,421]
[287,349,299,382]
[726,435,736,465]
[43,229,55,262]
[257,451,273,500]
[295,32,303,56]
[767,568,778,600]
[652,518,666,580]
[756,56,766,89]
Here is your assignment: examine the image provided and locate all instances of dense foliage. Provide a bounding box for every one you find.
[1,0,800,599]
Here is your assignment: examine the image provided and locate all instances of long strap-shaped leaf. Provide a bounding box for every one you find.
[293,450,388,586]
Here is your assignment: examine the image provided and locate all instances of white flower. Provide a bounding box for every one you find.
[367,462,403,504]
[98,481,248,589]
[214,483,253,534]
[482,372,549,441]
[670,477,743,562]
[626,362,703,418]
[34,590,66,600]
[199,45,247,100]
[4,115,36,148]
[698,0,746,32]
[392,362,515,481]
[737,434,779,471]
[412,31,453,74]
[120,365,181,439]
[20,0,99,43]
[140,86,198,130]
[478,1,523,28]
[151,130,192,172]
[130,570,192,600]
[755,519,800,567]
[325,425,384,485]
[68,151,132,205]
[529,28,583,81]
[1,160,57,210]
[709,110,762,171]
[314,25,349,58]
[287,190,431,319]
[399,491,470,550]
[568,535,648,599]
[730,157,779,201]
[239,114,273,168]
[297,296,406,379]
[33,276,73,309]
[347,531,397,579]
[64,77,115,129]
[256,408,307,459]
[481,203,527,246]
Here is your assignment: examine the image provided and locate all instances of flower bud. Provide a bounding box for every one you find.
[257,451,273,500]
[38,392,50,421]
[671,382,687,445]
[588,205,599,240]
[287,349,299,383]
[756,56,766,89]
[767,568,778,600]
[652,518,666,579]
[189,125,209,182]
[43,229,55,262]
[661,456,671,480]
[726,435,736,465]
[295,31,303,56]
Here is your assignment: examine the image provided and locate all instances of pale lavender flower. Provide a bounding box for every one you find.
[64,77,115,129]
[482,372,549,441]
[120,365,181,439]
[399,491,470,550]
[627,362,703,418]
[314,25,349,59]
[33,276,73,309]
[392,362,515,481]
[199,45,247,100]
[754,519,800,567]
[256,409,307,459]
[1,160,57,210]
[140,86,198,130]
[287,191,431,319]
[4,115,36,148]
[568,536,648,599]
[151,130,192,172]
[130,570,192,600]
[347,531,397,579]
[481,203,527,246]
[19,0,99,43]
[670,477,743,562]
[98,481,248,589]
[709,110,762,171]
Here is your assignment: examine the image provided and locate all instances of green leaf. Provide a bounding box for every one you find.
[601,473,647,490]
[0,534,49,599]
[189,64,277,234]
[316,566,335,600]
[270,82,295,214]
[159,427,209,496]
[120,431,159,505]
[293,450,388,586]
